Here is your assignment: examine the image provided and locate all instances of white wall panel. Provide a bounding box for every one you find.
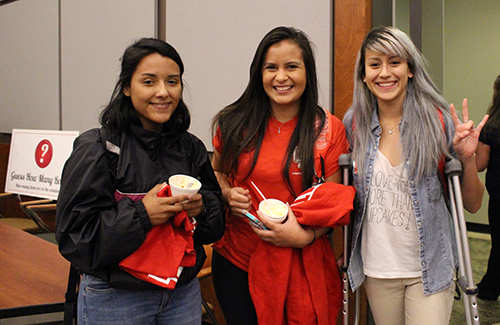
[165,0,332,148]
[60,0,156,132]
[0,0,59,133]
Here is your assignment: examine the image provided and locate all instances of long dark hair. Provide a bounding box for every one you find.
[100,38,190,134]
[212,26,325,195]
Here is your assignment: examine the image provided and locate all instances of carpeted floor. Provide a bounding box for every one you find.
[450,232,500,325]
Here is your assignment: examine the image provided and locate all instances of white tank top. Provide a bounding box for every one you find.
[361,150,421,278]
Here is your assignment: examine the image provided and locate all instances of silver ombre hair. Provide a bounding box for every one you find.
[347,26,450,182]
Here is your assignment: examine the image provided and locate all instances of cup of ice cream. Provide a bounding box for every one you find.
[168,174,202,197]
[258,199,288,223]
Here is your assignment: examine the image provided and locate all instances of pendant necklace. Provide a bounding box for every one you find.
[271,116,286,133]
[386,119,401,135]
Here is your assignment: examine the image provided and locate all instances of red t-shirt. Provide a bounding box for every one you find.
[212,110,349,271]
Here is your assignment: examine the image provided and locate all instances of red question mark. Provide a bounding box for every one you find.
[35,139,53,168]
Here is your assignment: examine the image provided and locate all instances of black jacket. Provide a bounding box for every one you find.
[56,124,225,290]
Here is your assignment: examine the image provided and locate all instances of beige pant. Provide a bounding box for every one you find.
[364,276,455,325]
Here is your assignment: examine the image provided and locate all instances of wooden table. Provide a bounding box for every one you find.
[0,222,69,324]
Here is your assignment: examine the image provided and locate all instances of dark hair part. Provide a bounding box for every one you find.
[212,26,325,195]
[100,38,190,134]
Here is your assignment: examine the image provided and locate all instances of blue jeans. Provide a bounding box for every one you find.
[77,274,201,325]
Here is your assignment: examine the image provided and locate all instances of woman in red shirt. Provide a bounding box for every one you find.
[211,26,351,325]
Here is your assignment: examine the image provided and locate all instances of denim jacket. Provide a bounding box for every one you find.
[343,109,458,295]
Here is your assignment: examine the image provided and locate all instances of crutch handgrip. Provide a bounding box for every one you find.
[444,158,462,176]
[339,153,352,169]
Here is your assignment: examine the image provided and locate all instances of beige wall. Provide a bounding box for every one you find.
[444,0,500,225]
[393,0,498,225]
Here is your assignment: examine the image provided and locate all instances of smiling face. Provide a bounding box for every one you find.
[123,53,182,133]
[363,50,413,110]
[262,40,306,113]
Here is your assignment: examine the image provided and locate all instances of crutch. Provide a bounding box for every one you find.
[445,158,480,325]
[337,153,360,325]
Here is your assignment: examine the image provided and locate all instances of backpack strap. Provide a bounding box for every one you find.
[313,156,325,185]
[63,264,79,325]
[437,108,446,184]
[100,127,120,181]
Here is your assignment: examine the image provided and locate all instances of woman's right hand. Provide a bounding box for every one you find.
[142,183,189,227]
[221,186,252,218]
[211,151,252,218]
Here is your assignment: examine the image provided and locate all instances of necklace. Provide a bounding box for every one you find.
[271,116,285,133]
[386,119,401,135]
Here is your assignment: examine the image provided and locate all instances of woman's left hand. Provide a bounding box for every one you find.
[181,193,204,218]
[450,98,488,163]
[251,205,313,248]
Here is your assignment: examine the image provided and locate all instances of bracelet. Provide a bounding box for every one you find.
[307,229,316,246]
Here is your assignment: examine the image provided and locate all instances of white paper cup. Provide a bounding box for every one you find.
[258,199,288,223]
[168,174,201,197]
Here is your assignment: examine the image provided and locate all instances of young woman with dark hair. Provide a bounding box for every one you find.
[211,26,352,325]
[56,38,225,325]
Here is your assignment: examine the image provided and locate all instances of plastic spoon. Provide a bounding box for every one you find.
[251,181,271,212]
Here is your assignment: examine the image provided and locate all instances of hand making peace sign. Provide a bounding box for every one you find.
[450,98,489,163]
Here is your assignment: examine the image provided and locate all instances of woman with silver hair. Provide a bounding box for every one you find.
[343,26,488,324]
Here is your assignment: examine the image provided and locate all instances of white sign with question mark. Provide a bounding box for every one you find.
[5,129,79,200]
